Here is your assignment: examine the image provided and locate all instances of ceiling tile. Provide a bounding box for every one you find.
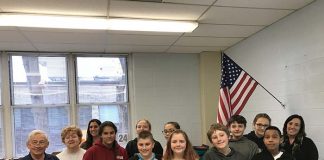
[22,31,107,44]
[167,46,227,53]
[0,0,108,16]
[0,42,36,51]
[0,30,29,42]
[109,1,207,20]
[175,37,243,46]
[0,26,18,31]
[107,34,179,45]
[33,43,106,52]
[105,45,169,53]
[215,0,314,10]
[163,0,215,5]
[185,24,264,37]
[200,6,293,25]
[0,0,315,53]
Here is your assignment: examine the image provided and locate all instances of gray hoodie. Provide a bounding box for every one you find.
[203,146,246,160]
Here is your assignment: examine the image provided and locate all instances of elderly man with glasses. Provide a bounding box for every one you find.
[21,130,59,160]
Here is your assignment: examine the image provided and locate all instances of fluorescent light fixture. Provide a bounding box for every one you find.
[0,14,198,32]
[107,18,197,32]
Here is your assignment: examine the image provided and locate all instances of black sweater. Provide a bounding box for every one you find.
[282,136,318,160]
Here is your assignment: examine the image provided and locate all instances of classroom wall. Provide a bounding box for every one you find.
[225,0,324,159]
[130,53,202,146]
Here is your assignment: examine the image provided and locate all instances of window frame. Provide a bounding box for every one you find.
[1,52,130,158]
[9,53,70,157]
[74,54,130,147]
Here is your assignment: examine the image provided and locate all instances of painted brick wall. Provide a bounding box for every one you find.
[226,0,324,159]
[131,53,202,146]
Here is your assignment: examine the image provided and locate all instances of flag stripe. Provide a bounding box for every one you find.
[233,82,258,115]
[230,72,248,98]
[231,79,257,114]
[231,76,254,109]
[218,88,231,124]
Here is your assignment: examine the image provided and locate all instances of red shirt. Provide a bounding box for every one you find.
[83,140,128,160]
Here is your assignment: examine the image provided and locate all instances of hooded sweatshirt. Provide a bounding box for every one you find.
[244,131,266,152]
[203,147,245,160]
[83,140,128,160]
[229,136,259,160]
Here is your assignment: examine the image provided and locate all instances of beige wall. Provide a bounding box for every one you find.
[199,51,221,144]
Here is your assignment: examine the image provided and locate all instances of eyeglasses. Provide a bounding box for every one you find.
[255,123,269,128]
[30,140,47,146]
[162,129,175,135]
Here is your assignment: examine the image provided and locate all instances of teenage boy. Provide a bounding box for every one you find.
[228,115,259,160]
[130,130,157,160]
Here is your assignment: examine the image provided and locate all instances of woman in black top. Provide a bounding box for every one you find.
[282,114,318,160]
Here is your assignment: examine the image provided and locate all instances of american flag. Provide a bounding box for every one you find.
[217,53,258,125]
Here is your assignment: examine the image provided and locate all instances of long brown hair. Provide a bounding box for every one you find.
[163,130,198,160]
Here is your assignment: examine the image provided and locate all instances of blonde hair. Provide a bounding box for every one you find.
[207,123,229,143]
[60,125,83,144]
[136,119,152,131]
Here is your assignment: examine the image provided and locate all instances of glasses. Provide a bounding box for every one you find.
[30,140,47,146]
[162,129,175,135]
[255,123,269,128]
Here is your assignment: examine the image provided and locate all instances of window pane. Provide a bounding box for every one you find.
[0,109,4,159]
[76,57,127,103]
[11,56,68,105]
[78,104,129,147]
[13,106,69,157]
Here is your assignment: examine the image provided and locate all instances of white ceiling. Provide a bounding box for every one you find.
[0,0,315,54]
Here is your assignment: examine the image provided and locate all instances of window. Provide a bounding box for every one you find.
[11,55,69,157]
[76,57,129,146]
[5,54,129,158]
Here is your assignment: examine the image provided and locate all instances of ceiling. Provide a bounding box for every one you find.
[0,0,315,54]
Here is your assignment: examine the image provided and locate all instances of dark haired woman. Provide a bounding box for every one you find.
[83,121,128,160]
[80,119,102,150]
[282,114,318,160]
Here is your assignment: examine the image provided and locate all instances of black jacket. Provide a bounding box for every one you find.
[282,136,318,160]
[252,149,293,160]
[20,153,60,160]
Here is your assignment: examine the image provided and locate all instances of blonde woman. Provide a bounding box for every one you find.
[57,125,86,160]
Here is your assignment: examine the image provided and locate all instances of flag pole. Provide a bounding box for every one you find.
[253,80,286,109]
[222,51,286,109]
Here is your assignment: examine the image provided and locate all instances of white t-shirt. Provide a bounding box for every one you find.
[273,151,283,160]
[56,148,86,160]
